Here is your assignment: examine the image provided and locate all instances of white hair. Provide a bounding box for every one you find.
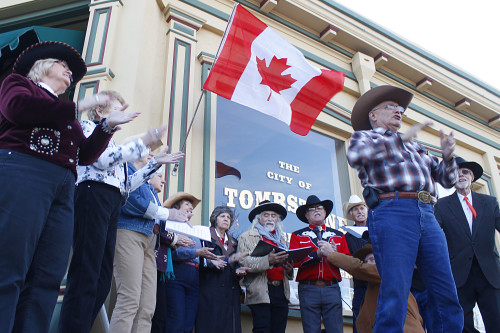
[27,58,60,83]
[251,212,284,234]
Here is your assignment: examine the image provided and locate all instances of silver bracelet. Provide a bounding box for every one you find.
[95,94,100,104]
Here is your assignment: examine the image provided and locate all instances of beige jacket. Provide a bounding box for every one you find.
[237,227,292,305]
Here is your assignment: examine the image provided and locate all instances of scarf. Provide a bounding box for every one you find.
[255,223,286,248]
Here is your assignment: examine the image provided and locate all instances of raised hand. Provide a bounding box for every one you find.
[400,120,433,142]
[105,104,140,129]
[235,267,251,276]
[77,93,111,113]
[141,125,168,150]
[211,259,227,270]
[154,146,184,165]
[440,130,455,161]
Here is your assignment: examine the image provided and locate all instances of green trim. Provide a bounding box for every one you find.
[484,176,495,197]
[167,39,192,192]
[166,29,198,43]
[85,67,106,75]
[179,0,230,21]
[77,81,98,120]
[173,22,195,36]
[109,68,115,78]
[89,0,123,6]
[197,51,216,60]
[318,0,500,98]
[201,64,212,226]
[85,7,111,65]
[0,1,90,33]
[167,8,205,26]
[323,107,350,125]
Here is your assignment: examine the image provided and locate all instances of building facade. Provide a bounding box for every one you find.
[1,0,499,332]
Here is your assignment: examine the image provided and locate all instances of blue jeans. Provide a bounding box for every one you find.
[298,283,343,333]
[0,150,75,333]
[165,262,200,333]
[368,197,463,333]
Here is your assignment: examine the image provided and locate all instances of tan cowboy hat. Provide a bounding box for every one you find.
[163,192,201,209]
[353,243,373,261]
[343,195,367,220]
[351,85,414,131]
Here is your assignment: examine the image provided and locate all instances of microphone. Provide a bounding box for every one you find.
[314,226,322,241]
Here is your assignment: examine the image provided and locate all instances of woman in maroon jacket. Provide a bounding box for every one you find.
[0,41,137,333]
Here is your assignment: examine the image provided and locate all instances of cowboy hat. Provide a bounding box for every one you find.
[351,85,414,131]
[456,157,483,182]
[295,195,333,223]
[353,243,373,261]
[13,41,87,85]
[248,200,287,222]
[163,192,201,209]
[342,195,367,220]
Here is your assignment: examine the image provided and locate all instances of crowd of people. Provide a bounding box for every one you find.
[0,41,498,333]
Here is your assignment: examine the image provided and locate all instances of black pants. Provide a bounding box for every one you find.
[249,284,289,333]
[458,257,500,333]
[58,181,122,333]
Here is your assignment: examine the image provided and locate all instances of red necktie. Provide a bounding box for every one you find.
[219,237,228,246]
[464,197,477,219]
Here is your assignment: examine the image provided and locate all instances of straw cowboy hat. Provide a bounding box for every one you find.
[351,85,414,131]
[13,41,87,85]
[295,195,333,223]
[456,157,483,182]
[163,192,201,209]
[343,195,367,220]
[248,200,287,222]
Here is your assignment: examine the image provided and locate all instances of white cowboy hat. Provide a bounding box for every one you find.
[343,195,367,220]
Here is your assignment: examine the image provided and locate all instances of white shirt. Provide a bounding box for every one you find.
[457,191,474,233]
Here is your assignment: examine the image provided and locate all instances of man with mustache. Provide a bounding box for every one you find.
[434,157,500,333]
[346,85,463,333]
[289,195,350,333]
[342,195,369,333]
[237,200,293,333]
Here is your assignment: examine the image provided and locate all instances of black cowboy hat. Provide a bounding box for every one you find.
[456,157,483,182]
[351,85,414,131]
[295,195,333,223]
[248,200,287,222]
[13,41,87,85]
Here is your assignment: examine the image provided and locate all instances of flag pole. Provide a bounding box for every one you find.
[171,89,206,176]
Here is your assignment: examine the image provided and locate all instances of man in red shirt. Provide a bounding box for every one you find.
[290,195,350,333]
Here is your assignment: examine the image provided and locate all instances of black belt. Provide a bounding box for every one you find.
[379,191,436,204]
[299,280,337,287]
[267,280,283,286]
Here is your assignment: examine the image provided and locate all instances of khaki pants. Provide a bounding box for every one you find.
[110,229,157,333]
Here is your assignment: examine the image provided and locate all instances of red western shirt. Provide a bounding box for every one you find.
[289,224,350,282]
[262,235,284,281]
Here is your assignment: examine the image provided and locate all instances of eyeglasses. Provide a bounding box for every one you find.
[371,103,405,114]
[307,205,324,212]
[459,169,472,175]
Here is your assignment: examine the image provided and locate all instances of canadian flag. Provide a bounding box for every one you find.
[203,4,345,136]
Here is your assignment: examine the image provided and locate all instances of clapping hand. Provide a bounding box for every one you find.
[176,234,195,247]
[400,120,433,142]
[235,267,251,276]
[141,126,167,150]
[440,130,455,161]
[211,258,227,270]
[154,146,184,165]
[106,104,140,129]
[196,247,218,260]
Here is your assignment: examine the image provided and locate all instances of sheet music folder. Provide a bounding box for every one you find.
[250,240,314,262]
[163,220,211,242]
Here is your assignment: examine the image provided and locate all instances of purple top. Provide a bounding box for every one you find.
[0,73,113,175]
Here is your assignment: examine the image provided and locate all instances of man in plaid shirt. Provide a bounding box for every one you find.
[346,85,463,333]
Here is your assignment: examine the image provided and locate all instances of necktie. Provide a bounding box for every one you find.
[464,197,477,219]
[313,226,322,241]
[219,237,228,246]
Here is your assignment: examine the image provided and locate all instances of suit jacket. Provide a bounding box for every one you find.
[434,191,500,288]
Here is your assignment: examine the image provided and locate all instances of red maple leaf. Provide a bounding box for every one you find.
[256,56,297,101]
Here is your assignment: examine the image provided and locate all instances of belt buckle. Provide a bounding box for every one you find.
[417,191,431,204]
[316,280,326,287]
[270,280,280,287]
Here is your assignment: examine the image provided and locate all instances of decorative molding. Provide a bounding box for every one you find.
[85,6,112,66]
[374,52,389,69]
[455,97,471,111]
[320,25,339,44]
[84,66,115,81]
[416,77,434,92]
[260,0,278,14]
[197,52,214,65]
[488,115,500,127]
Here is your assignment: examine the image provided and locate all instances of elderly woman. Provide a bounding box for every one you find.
[59,89,186,332]
[155,193,217,333]
[195,206,249,333]
[0,41,135,332]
